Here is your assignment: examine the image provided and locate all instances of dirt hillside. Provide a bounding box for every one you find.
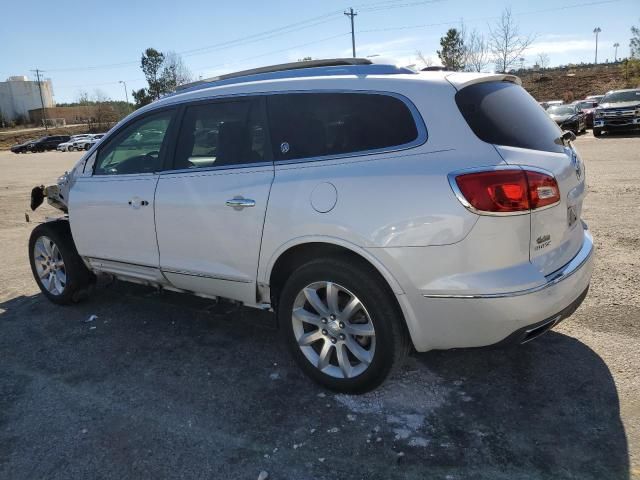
[520,62,640,102]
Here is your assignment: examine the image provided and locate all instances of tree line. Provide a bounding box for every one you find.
[425,9,639,73]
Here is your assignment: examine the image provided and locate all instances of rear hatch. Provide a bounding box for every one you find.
[451,76,586,276]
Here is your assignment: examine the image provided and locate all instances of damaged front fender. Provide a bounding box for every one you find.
[30,150,96,214]
[31,183,68,213]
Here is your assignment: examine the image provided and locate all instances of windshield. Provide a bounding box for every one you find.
[601,90,640,103]
[547,106,575,115]
[575,102,595,109]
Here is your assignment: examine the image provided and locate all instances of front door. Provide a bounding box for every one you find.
[154,97,274,305]
[69,109,176,281]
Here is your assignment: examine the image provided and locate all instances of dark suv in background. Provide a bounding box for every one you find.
[26,135,71,152]
[593,89,640,136]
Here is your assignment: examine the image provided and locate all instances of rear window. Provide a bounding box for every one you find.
[267,92,419,161]
[455,81,564,153]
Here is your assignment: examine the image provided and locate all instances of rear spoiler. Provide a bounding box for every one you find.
[445,72,521,91]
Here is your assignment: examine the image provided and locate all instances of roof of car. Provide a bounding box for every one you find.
[125,59,521,123]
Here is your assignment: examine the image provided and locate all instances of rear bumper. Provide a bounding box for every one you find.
[400,225,594,351]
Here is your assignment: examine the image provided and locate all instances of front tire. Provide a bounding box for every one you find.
[29,221,95,305]
[278,257,410,393]
[593,127,603,137]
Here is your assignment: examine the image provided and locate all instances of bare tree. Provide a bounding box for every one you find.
[489,8,535,72]
[91,90,117,131]
[464,30,490,72]
[416,50,433,68]
[161,51,192,90]
[536,52,550,70]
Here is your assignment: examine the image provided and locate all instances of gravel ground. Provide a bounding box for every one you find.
[0,134,638,480]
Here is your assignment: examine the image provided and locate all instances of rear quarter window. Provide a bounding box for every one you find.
[267,92,420,161]
[455,81,564,154]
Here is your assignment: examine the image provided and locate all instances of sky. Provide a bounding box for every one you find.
[1,0,638,103]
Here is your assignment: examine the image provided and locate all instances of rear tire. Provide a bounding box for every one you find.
[29,221,95,305]
[278,256,410,393]
[593,128,603,137]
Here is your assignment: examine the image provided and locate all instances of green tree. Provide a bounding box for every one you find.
[631,20,640,58]
[437,28,465,71]
[141,48,166,100]
[131,88,153,108]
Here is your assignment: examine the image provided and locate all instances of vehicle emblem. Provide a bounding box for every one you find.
[280,142,290,154]
[536,234,551,245]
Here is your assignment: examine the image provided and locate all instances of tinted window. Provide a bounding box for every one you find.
[456,82,564,153]
[95,110,173,175]
[601,90,640,103]
[172,98,267,170]
[267,93,419,161]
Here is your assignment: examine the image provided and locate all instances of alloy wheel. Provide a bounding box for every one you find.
[33,236,66,295]
[292,281,376,379]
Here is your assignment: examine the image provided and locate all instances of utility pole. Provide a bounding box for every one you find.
[593,27,601,64]
[31,68,48,131]
[613,42,620,62]
[119,80,130,111]
[344,8,357,58]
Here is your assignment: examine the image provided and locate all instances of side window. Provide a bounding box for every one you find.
[172,98,267,170]
[94,110,173,175]
[267,92,419,161]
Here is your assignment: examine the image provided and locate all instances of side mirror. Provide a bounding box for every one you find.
[561,130,576,143]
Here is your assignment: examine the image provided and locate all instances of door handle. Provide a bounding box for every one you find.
[128,197,149,208]
[226,197,256,210]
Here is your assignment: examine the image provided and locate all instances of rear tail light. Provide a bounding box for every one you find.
[451,169,560,214]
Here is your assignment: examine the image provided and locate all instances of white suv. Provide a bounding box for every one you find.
[28,59,593,393]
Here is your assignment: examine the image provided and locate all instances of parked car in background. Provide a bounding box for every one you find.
[10,140,34,154]
[27,59,593,393]
[573,100,599,128]
[586,95,604,103]
[546,104,586,134]
[58,135,91,152]
[79,133,106,150]
[71,134,105,151]
[544,100,563,108]
[593,88,640,137]
[27,135,71,152]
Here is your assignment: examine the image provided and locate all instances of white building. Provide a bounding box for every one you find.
[0,75,55,123]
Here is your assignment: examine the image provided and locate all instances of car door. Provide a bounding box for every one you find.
[154,96,274,305]
[69,108,177,282]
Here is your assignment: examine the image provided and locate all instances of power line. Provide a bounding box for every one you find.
[194,32,350,75]
[359,0,621,33]
[43,9,346,73]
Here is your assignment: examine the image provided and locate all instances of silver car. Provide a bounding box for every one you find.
[28,59,593,393]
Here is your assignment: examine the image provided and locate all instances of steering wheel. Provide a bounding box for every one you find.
[145,150,160,159]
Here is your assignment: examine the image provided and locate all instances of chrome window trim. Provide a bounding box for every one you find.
[150,89,427,173]
[423,224,593,299]
[447,164,561,217]
[159,161,273,176]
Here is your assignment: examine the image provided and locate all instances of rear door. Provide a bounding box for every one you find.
[454,80,586,275]
[154,96,274,305]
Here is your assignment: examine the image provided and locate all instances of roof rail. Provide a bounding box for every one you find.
[177,58,373,92]
[172,58,416,97]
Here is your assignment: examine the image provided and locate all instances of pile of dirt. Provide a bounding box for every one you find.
[521,62,640,102]
[0,126,90,151]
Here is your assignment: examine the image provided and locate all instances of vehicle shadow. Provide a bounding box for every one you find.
[0,285,630,480]
[593,131,640,139]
